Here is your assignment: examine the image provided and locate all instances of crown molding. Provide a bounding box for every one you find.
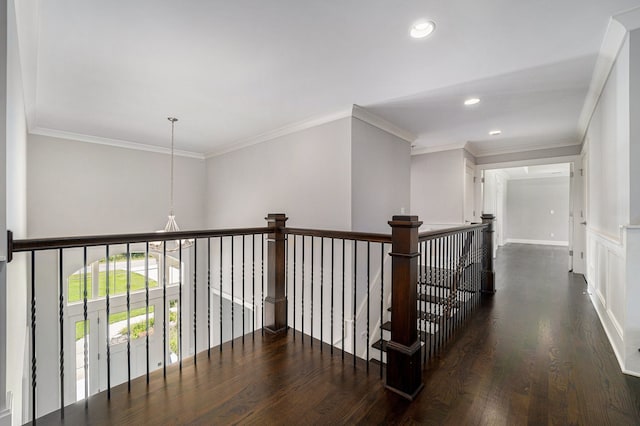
[578,14,631,142]
[205,108,353,158]
[471,139,580,158]
[410,142,467,156]
[410,138,579,158]
[29,127,205,159]
[351,105,416,143]
[613,5,640,31]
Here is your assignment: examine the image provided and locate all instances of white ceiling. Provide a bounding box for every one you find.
[19,0,640,156]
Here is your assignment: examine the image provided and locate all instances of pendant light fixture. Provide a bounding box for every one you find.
[150,117,193,252]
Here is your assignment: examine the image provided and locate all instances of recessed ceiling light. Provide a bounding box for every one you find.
[464,98,480,106]
[410,21,436,39]
[489,130,502,136]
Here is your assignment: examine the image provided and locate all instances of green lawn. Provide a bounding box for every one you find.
[68,270,158,303]
[75,305,156,341]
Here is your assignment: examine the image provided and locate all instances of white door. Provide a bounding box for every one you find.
[464,161,475,223]
[572,154,587,275]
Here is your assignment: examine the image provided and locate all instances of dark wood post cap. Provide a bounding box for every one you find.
[388,215,423,228]
[265,213,288,222]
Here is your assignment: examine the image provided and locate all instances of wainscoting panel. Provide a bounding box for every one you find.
[586,229,625,370]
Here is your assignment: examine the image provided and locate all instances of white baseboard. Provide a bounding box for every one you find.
[588,289,627,375]
[505,238,568,247]
[0,410,10,426]
[0,393,11,426]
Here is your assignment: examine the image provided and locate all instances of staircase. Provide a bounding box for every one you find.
[371,231,478,366]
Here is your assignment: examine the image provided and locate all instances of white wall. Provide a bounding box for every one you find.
[351,118,410,233]
[0,0,8,421]
[582,30,640,377]
[506,177,570,245]
[5,0,28,423]
[28,134,206,237]
[411,149,465,228]
[587,39,629,240]
[624,29,640,375]
[205,118,352,230]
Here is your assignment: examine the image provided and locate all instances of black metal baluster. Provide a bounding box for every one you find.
[331,238,334,355]
[302,235,305,343]
[366,241,370,370]
[179,244,183,368]
[193,239,198,365]
[83,247,89,402]
[452,234,456,336]
[59,249,65,415]
[252,234,256,338]
[437,237,442,354]
[285,232,288,331]
[447,235,452,342]
[293,235,296,339]
[261,234,265,336]
[444,235,449,344]
[342,239,345,360]
[127,244,131,391]
[422,240,427,366]
[220,237,223,350]
[443,236,448,346]
[320,238,324,351]
[231,235,235,348]
[418,240,423,366]
[163,243,167,377]
[455,233,460,334]
[31,251,36,423]
[311,236,314,346]
[145,242,150,383]
[353,241,357,368]
[242,235,245,342]
[429,240,434,360]
[207,238,211,357]
[379,243,384,378]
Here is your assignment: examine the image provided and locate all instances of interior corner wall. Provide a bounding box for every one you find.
[505,177,570,244]
[5,0,28,423]
[350,118,410,233]
[205,118,352,230]
[410,149,464,228]
[27,135,206,238]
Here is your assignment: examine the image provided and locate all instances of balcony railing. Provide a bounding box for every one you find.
[7,213,495,423]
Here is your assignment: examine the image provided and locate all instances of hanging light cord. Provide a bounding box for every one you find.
[168,117,177,216]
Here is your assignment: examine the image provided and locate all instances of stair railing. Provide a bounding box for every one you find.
[6,213,496,422]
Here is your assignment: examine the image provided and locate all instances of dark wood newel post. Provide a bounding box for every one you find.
[386,215,424,400]
[481,214,496,295]
[265,213,288,334]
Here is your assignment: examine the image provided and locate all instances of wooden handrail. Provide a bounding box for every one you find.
[9,227,271,254]
[9,222,489,256]
[284,227,392,243]
[418,223,487,241]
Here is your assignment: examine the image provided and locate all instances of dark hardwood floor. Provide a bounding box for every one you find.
[38,244,640,425]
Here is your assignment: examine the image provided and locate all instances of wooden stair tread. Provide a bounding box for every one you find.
[372,339,388,351]
[418,292,461,307]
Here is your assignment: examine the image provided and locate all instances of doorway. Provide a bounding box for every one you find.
[481,162,577,268]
